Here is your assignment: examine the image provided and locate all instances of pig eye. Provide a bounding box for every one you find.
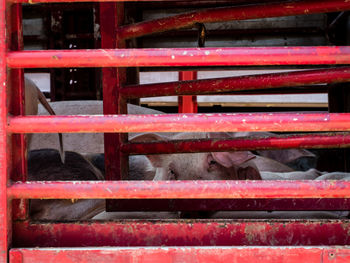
[168,168,178,180]
[209,160,217,166]
[207,154,217,167]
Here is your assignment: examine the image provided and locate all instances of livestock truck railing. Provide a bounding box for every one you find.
[3,0,350,262]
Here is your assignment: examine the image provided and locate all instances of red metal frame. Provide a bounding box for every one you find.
[3,0,350,262]
[8,113,350,133]
[0,0,9,261]
[7,47,350,68]
[9,3,27,222]
[117,0,350,40]
[8,180,350,199]
[122,67,350,98]
[11,220,350,247]
[178,71,198,113]
[10,246,350,263]
[100,3,127,183]
[122,133,350,155]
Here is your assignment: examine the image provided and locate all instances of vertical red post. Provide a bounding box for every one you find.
[178,71,198,113]
[10,3,27,220]
[100,2,128,196]
[0,0,10,261]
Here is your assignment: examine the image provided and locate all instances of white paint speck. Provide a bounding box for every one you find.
[293,118,298,121]
[183,51,187,55]
[171,55,175,59]
[205,51,210,55]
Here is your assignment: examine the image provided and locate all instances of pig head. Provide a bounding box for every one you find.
[130,132,262,181]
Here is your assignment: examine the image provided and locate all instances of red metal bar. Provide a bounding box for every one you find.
[12,0,179,2]
[122,67,350,98]
[9,246,350,262]
[100,3,128,183]
[178,71,198,113]
[7,180,350,199]
[102,198,350,211]
[8,113,350,134]
[7,47,350,68]
[0,0,10,260]
[117,0,350,40]
[9,4,27,221]
[123,133,350,155]
[11,220,350,247]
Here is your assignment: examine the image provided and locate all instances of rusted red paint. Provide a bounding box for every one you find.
[178,71,198,113]
[123,133,350,155]
[0,0,10,260]
[7,180,350,199]
[122,67,350,98]
[9,4,27,221]
[11,0,174,2]
[12,220,350,247]
[7,47,350,68]
[108,198,350,211]
[8,113,350,134]
[100,3,127,183]
[117,0,350,40]
[9,246,350,263]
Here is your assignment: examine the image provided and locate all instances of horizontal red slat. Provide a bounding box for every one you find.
[123,133,350,154]
[12,220,350,247]
[7,180,350,199]
[9,246,350,262]
[12,0,180,2]
[7,47,350,68]
[7,113,350,133]
[118,0,350,40]
[121,67,350,98]
[109,198,350,211]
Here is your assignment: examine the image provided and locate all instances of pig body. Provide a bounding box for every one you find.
[28,149,104,220]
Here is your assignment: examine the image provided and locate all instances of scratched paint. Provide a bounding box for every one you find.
[121,67,350,98]
[117,0,350,40]
[12,220,350,247]
[7,47,350,68]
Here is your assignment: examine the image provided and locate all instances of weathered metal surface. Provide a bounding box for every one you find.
[8,113,350,134]
[7,47,350,68]
[9,246,350,263]
[9,4,27,222]
[123,133,350,155]
[12,0,184,2]
[7,180,350,199]
[100,3,127,183]
[12,220,350,247]
[122,67,350,98]
[107,198,350,211]
[0,0,9,261]
[178,71,197,113]
[117,0,350,40]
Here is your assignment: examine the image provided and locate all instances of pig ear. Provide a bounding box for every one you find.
[129,133,169,168]
[211,151,256,168]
